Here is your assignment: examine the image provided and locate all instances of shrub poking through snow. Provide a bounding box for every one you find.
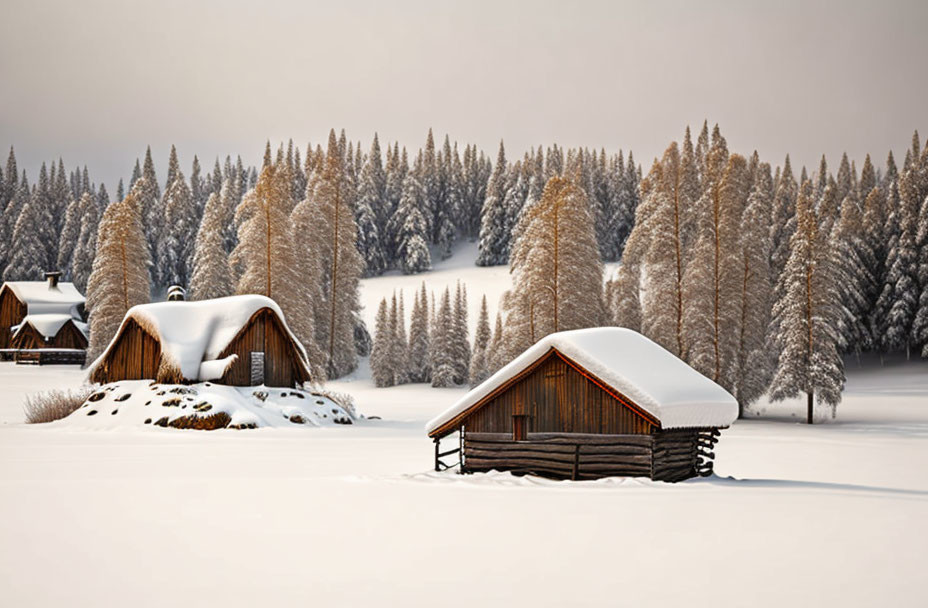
[24,387,94,424]
[57,380,359,430]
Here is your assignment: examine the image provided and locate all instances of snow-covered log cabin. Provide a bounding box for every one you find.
[0,272,88,363]
[426,327,739,482]
[87,295,313,387]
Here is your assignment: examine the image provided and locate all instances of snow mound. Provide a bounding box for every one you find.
[61,380,357,430]
[427,327,739,434]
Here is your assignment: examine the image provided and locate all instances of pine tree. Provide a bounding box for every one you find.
[875,166,921,356]
[71,192,100,293]
[86,185,152,360]
[2,173,48,281]
[394,162,432,274]
[159,170,197,289]
[476,142,509,266]
[382,143,407,265]
[770,180,845,422]
[0,169,28,275]
[231,162,325,380]
[640,136,699,358]
[57,193,91,278]
[139,146,162,274]
[452,282,471,384]
[356,134,387,276]
[683,131,743,392]
[732,162,775,412]
[4,168,55,281]
[392,292,409,384]
[507,175,604,353]
[469,294,491,385]
[407,282,431,383]
[370,298,394,387]
[189,192,234,301]
[304,130,364,378]
[430,288,456,387]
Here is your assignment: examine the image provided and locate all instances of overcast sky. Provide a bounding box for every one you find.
[1,0,925,189]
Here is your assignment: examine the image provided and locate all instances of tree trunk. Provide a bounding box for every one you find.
[807,391,814,425]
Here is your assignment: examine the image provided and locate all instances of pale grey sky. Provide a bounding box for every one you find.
[1,0,925,189]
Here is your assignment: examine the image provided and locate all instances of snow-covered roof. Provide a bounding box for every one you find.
[86,295,310,383]
[1,281,85,315]
[426,327,739,436]
[12,314,89,340]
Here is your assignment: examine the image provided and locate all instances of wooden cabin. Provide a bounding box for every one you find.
[0,272,87,363]
[87,295,313,388]
[426,327,739,482]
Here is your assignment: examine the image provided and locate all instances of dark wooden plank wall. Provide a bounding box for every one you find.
[91,319,161,383]
[219,309,305,387]
[0,289,27,349]
[52,321,88,349]
[13,320,88,350]
[10,323,46,349]
[463,352,654,436]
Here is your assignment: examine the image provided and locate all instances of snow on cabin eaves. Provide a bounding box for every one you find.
[12,314,88,340]
[86,295,310,383]
[426,327,739,434]
[2,281,85,316]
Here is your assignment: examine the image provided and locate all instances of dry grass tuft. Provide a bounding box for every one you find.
[24,387,95,424]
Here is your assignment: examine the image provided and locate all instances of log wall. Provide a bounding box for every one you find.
[462,429,720,482]
[10,320,87,350]
[0,288,27,349]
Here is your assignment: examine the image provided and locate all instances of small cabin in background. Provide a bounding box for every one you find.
[0,272,88,364]
[87,295,313,388]
[426,328,739,482]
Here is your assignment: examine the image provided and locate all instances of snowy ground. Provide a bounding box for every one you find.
[0,246,926,607]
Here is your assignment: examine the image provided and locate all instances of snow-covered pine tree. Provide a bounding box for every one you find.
[0,170,27,276]
[356,134,387,276]
[407,282,431,383]
[732,162,775,413]
[430,287,456,387]
[116,179,125,203]
[486,311,506,376]
[305,130,364,378]
[86,186,152,360]
[57,193,92,279]
[231,162,325,380]
[158,169,197,289]
[832,188,872,359]
[452,282,471,384]
[469,294,491,385]
[434,135,458,259]
[875,165,921,356]
[4,168,55,281]
[189,192,234,301]
[219,173,240,255]
[370,298,394,387]
[139,146,162,272]
[770,180,845,423]
[190,155,206,214]
[393,159,432,274]
[770,155,798,282]
[1,172,46,281]
[476,142,509,266]
[382,143,407,265]
[915,191,928,357]
[683,133,744,393]
[507,174,604,347]
[640,136,699,358]
[392,291,409,384]
[70,192,100,293]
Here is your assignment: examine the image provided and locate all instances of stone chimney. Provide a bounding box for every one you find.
[44,271,62,289]
[167,285,187,301]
